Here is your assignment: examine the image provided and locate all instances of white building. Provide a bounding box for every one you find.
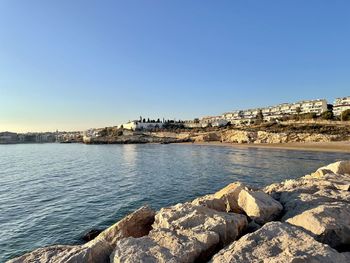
[120,121,164,131]
[221,99,328,125]
[199,116,228,127]
[333,96,350,116]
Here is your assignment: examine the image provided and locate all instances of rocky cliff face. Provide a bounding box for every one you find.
[219,130,342,144]
[8,161,350,263]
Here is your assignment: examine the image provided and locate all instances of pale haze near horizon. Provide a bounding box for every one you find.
[1,1,349,132]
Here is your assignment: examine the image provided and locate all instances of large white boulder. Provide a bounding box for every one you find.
[111,203,248,263]
[153,203,247,246]
[210,222,350,263]
[111,228,219,263]
[264,161,350,249]
[286,202,350,249]
[213,182,283,224]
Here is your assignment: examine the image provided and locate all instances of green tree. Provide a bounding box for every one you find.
[341,109,350,121]
[256,109,264,124]
[320,110,334,120]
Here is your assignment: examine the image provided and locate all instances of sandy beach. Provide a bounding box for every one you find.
[179,141,350,153]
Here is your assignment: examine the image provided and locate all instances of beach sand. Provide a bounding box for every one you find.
[178,141,350,153]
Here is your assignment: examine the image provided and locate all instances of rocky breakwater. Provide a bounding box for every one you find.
[8,161,350,263]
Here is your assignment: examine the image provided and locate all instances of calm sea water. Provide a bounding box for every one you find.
[1,143,349,262]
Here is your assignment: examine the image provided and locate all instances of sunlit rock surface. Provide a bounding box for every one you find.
[210,222,350,263]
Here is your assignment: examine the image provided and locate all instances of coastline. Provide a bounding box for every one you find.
[8,160,350,262]
[177,141,350,153]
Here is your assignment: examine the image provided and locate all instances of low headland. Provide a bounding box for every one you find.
[83,121,350,153]
[8,160,350,262]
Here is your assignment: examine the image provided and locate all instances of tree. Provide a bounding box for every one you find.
[156,118,160,123]
[256,110,264,124]
[143,118,146,123]
[147,118,150,123]
[341,109,350,121]
[320,110,334,120]
[296,107,301,115]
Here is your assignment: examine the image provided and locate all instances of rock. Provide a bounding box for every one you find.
[286,202,350,249]
[93,205,155,245]
[111,228,219,263]
[213,182,245,213]
[111,236,178,263]
[246,220,261,233]
[210,222,350,263]
[264,161,350,250]
[315,161,350,176]
[255,131,288,144]
[192,194,227,212]
[237,189,283,224]
[111,203,247,263]
[221,130,257,144]
[214,182,282,224]
[81,229,103,242]
[8,206,155,263]
[193,132,221,142]
[153,203,248,246]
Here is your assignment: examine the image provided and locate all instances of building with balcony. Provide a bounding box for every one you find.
[333,96,350,116]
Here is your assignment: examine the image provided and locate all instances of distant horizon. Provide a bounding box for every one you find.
[1,1,350,132]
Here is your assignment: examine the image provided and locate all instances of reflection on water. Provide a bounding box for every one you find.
[0,143,349,262]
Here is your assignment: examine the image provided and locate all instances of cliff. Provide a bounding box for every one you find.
[8,161,350,262]
[84,122,350,145]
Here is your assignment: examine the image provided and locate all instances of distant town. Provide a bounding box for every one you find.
[1,96,349,144]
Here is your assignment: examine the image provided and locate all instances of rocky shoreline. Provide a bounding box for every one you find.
[84,128,349,145]
[8,161,350,263]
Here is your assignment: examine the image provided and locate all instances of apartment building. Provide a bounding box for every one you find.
[0,132,18,144]
[221,99,327,124]
[333,96,350,116]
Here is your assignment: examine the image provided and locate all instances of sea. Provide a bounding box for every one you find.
[1,143,349,262]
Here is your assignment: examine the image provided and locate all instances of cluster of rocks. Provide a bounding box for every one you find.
[85,134,189,144]
[208,130,341,144]
[8,161,350,263]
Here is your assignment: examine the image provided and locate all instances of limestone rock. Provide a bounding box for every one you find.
[111,203,247,263]
[8,206,155,263]
[214,182,282,224]
[111,228,219,263]
[286,202,350,249]
[94,205,155,245]
[264,161,350,250]
[255,131,288,144]
[111,236,178,263]
[221,130,257,144]
[153,203,248,246]
[213,182,245,213]
[192,194,227,212]
[210,222,349,263]
[315,161,350,176]
[237,189,283,224]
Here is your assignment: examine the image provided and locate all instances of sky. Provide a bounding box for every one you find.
[0,1,350,132]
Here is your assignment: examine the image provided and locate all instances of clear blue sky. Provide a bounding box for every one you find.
[0,1,349,132]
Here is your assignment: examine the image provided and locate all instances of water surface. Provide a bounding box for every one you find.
[1,143,349,262]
